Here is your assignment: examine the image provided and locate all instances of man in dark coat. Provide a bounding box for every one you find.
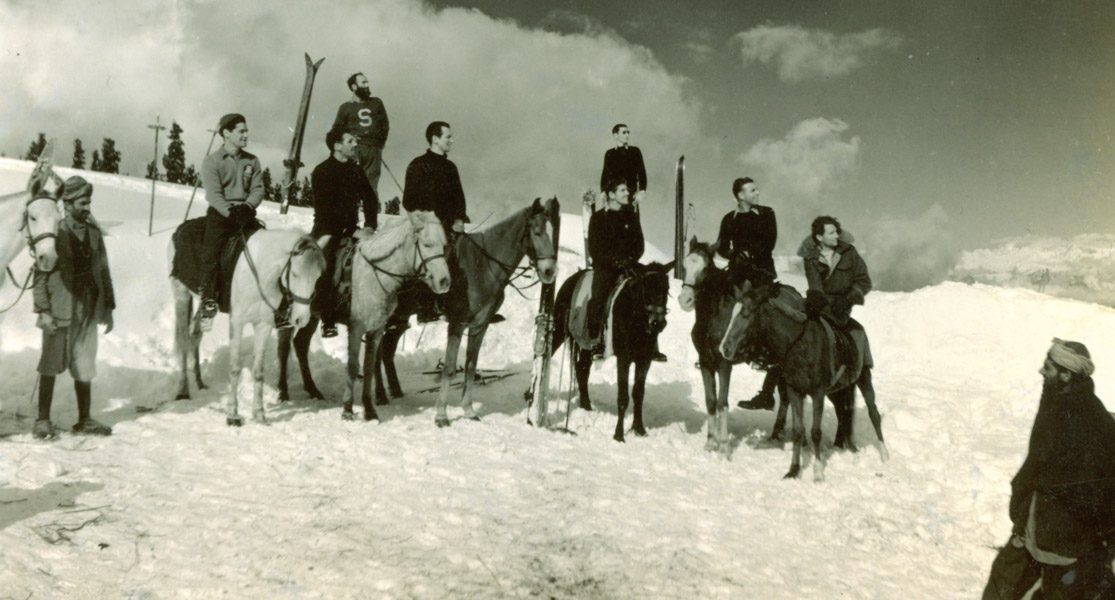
[983,339,1115,599]
[333,72,389,194]
[599,124,647,204]
[32,176,115,439]
[310,127,379,337]
[800,216,871,328]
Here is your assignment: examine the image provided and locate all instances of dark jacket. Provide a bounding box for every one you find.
[310,156,378,237]
[716,205,777,276]
[332,99,389,148]
[1010,377,1115,557]
[588,207,643,271]
[33,216,115,329]
[799,237,871,327]
[402,150,467,226]
[600,146,647,193]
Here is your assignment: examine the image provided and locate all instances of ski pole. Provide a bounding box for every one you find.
[381,159,406,196]
[183,129,219,222]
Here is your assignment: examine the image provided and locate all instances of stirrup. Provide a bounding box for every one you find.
[322,324,339,338]
[274,297,292,329]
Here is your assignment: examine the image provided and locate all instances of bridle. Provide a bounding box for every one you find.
[240,233,322,311]
[361,233,448,294]
[21,193,60,258]
[462,211,555,298]
[624,269,669,335]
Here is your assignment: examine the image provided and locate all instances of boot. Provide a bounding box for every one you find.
[33,419,56,440]
[73,380,111,435]
[274,295,292,329]
[195,298,219,332]
[321,320,339,338]
[737,390,776,410]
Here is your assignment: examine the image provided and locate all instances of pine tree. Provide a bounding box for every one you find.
[162,122,187,184]
[286,179,301,207]
[183,165,199,187]
[72,139,86,169]
[26,133,47,162]
[261,168,274,201]
[98,138,121,174]
[146,160,159,180]
[385,196,401,215]
[91,150,102,172]
[299,176,314,207]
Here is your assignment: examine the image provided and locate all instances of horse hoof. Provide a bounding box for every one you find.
[375,398,390,406]
[226,417,243,427]
[632,427,647,437]
[813,462,826,483]
[579,402,593,412]
[341,412,356,422]
[197,383,208,391]
[879,444,890,463]
[364,411,378,422]
[613,433,625,443]
[175,393,190,401]
[435,416,450,428]
[704,439,719,452]
[783,466,801,479]
[278,392,290,403]
[390,388,404,399]
[467,415,481,422]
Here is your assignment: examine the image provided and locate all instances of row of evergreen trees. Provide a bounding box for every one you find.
[23,125,321,207]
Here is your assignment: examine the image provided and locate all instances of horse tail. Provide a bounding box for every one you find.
[551,272,580,356]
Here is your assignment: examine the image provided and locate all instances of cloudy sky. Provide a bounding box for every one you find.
[3,0,1112,286]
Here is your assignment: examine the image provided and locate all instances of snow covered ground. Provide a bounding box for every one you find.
[1,158,1113,598]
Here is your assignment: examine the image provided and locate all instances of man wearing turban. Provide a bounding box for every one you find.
[31,176,115,439]
[984,339,1115,599]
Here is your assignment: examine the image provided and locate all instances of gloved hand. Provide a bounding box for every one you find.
[830,296,852,316]
[804,290,827,319]
[451,219,465,233]
[228,204,256,228]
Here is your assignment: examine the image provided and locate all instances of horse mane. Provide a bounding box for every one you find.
[292,235,326,269]
[359,215,414,262]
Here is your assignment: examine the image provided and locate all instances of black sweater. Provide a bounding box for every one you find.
[588,207,644,270]
[402,150,467,225]
[600,146,647,193]
[716,206,777,273]
[310,156,378,237]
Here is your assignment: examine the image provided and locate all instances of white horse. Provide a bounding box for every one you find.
[343,211,451,422]
[170,229,328,425]
[1,154,62,289]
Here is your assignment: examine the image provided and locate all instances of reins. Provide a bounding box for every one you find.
[461,218,554,300]
[2,194,61,314]
[359,235,446,295]
[239,231,316,312]
[0,266,34,314]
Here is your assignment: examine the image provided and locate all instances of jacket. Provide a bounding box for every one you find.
[33,216,115,329]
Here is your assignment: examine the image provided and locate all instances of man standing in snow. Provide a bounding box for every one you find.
[196,113,266,329]
[333,73,389,195]
[31,176,115,439]
[599,124,647,206]
[983,339,1115,599]
[310,127,379,338]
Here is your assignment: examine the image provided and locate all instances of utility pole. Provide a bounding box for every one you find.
[183,128,219,221]
[147,115,166,237]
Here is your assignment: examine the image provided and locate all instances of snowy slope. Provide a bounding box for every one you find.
[1,158,1113,598]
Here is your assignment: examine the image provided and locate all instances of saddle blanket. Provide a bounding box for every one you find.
[566,270,628,359]
[171,217,262,313]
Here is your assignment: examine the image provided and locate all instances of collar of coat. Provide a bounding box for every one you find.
[797,236,854,261]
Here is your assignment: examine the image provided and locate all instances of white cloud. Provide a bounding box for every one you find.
[0,0,706,246]
[860,203,959,292]
[731,25,900,83]
[741,117,860,200]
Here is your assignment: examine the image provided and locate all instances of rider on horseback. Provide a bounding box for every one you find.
[799,215,872,329]
[587,177,666,362]
[310,127,379,338]
[195,113,266,328]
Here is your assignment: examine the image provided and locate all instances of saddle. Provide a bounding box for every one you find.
[171,217,263,313]
[312,236,357,320]
[818,316,873,391]
[565,270,630,359]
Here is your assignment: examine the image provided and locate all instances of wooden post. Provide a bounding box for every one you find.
[147,115,166,237]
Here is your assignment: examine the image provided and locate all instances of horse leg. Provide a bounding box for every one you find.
[715,363,732,454]
[831,387,857,453]
[251,321,273,424]
[277,327,293,403]
[435,331,464,428]
[172,282,193,400]
[226,318,245,427]
[614,357,631,442]
[631,360,650,437]
[700,364,718,451]
[377,326,404,403]
[810,390,827,482]
[858,368,888,461]
[294,318,324,400]
[575,346,593,411]
[770,378,790,442]
[360,329,382,422]
[341,322,363,421]
[192,323,206,391]
[460,328,487,422]
[784,388,804,479]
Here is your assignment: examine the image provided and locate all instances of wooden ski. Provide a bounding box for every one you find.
[279,53,325,215]
[674,155,686,280]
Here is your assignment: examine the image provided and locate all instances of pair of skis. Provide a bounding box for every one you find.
[280,53,325,215]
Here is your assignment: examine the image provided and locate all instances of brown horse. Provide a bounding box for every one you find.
[379,198,559,427]
[719,275,887,481]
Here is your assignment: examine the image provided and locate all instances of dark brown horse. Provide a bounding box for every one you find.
[719,274,887,481]
[378,198,560,427]
[550,261,673,442]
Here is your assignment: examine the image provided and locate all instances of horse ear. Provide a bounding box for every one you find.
[316,234,332,250]
[688,235,698,248]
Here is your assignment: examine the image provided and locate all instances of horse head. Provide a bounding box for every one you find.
[678,236,715,312]
[629,262,674,337]
[718,278,782,361]
[526,197,559,284]
[24,166,64,273]
[408,210,451,294]
[286,235,329,330]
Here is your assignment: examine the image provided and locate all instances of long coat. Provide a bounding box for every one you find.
[33,216,115,329]
[798,237,871,327]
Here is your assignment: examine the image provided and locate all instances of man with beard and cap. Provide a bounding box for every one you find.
[310,127,379,338]
[31,176,115,439]
[333,73,389,194]
[983,340,1115,600]
[195,113,266,330]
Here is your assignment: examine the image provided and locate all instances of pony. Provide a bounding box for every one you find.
[718,274,887,481]
[551,261,673,442]
[169,229,328,426]
[1,154,63,289]
[378,198,559,427]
